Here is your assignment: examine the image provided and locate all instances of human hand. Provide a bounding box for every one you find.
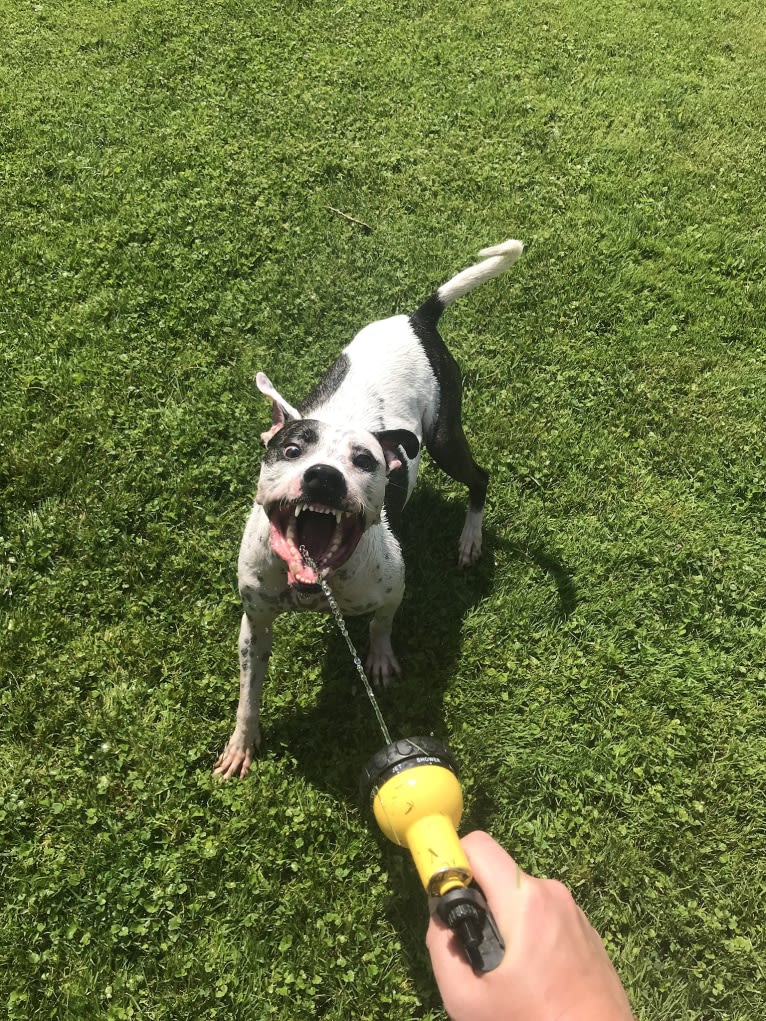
[426,831,634,1021]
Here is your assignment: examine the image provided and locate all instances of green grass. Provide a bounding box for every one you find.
[1,0,765,1017]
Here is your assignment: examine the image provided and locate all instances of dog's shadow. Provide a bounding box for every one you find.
[264,483,576,804]
[263,483,576,1006]
[265,485,495,800]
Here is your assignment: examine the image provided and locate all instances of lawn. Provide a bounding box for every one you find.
[1,0,765,1017]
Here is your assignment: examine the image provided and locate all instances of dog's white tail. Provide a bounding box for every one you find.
[437,239,524,308]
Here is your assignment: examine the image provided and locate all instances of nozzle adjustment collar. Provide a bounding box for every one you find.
[360,736,458,806]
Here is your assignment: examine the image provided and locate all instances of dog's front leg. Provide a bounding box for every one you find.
[365,558,405,687]
[366,607,402,686]
[214,608,277,780]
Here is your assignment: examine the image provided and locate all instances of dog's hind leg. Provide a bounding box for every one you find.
[410,309,489,566]
[407,240,522,564]
[427,410,489,567]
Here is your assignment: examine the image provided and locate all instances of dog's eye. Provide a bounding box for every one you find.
[283,445,302,460]
[352,452,377,472]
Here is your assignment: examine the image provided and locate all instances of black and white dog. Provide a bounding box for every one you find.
[214,239,523,778]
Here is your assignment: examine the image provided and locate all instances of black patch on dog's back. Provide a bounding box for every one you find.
[410,294,453,393]
[300,353,351,415]
[410,293,488,513]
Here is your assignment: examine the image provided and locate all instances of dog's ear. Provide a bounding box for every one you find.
[375,429,420,472]
[256,372,302,445]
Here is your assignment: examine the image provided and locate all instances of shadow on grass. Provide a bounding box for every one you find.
[502,535,578,624]
[265,485,497,800]
[259,484,577,998]
[264,490,577,795]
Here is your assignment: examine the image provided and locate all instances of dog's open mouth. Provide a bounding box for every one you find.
[267,501,366,587]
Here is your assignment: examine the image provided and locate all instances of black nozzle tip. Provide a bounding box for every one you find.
[432,886,506,974]
[444,901,483,951]
[359,735,458,807]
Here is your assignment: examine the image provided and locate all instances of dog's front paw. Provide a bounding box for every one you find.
[213,729,260,781]
[366,641,401,688]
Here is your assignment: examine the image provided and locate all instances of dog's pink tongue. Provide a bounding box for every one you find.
[287,558,318,586]
[266,523,308,584]
[269,519,322,586]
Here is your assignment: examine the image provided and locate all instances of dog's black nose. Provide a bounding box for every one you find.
[302,464,347,503]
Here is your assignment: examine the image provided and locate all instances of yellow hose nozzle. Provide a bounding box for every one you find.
[360,737,505,973]
[370,760,470,895]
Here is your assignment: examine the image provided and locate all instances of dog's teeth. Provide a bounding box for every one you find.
[287,518,297,544]
[334,510,342,525]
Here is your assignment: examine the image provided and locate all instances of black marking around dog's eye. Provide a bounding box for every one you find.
[351,447,378,473]
[268,421,319,448]
[264,421,321,466]
[289,423,319,446]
